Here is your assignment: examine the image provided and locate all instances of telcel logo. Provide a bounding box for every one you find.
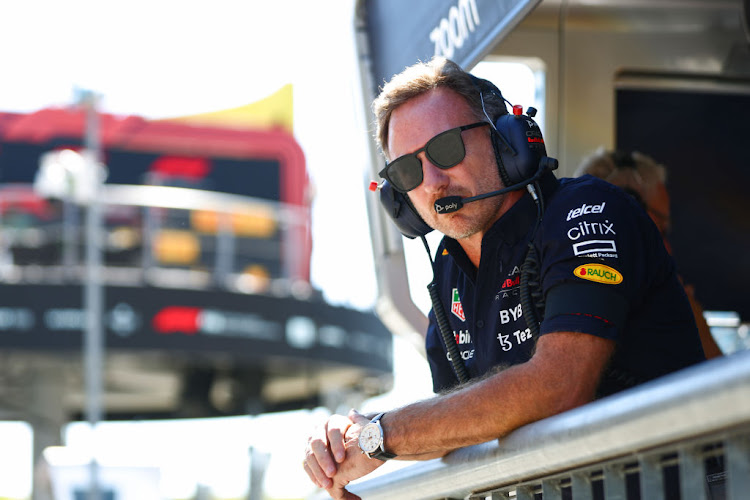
[567,201,606,221]
[574,263,623,285]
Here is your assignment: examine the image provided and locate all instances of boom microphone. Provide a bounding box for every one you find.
[434,157,558,214]
[434,187,514,214]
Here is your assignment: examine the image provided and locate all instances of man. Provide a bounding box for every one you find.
[303,57,704,499]
[575,148,723,359]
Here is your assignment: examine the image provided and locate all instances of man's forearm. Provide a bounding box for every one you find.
[380,363,540,456]
[380,332,614,457]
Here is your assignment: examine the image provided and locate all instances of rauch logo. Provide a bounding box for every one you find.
[574,264,623,285]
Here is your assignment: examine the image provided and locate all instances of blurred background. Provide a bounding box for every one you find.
[0,1,535,499]
[0,2,398,499]
[2,1,749,499]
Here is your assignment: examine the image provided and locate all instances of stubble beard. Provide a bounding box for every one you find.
[415,181,506,240]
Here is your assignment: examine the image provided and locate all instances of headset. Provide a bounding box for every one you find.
[375,74,557,239]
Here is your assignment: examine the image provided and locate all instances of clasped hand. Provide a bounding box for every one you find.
[303,409,383,499]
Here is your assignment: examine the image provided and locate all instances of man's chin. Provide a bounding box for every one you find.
[430,213,480,240]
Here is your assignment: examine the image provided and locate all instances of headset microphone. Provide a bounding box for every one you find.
[434,188,511,214]
[433,157,558,215]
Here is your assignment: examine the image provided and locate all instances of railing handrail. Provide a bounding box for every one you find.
[102,183,309,222]
[345,350,750,500]
[0,183,310,224]
[0,183,313,288]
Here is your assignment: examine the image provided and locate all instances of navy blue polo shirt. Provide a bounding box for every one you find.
[426,174,705,396]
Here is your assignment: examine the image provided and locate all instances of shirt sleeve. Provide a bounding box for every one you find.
[535,178,669,340]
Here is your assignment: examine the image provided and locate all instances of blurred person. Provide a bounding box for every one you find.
[575,148,723,359]
[302,58,705,499]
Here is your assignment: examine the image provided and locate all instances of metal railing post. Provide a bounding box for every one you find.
[726,434,750,500]
[639,454,664,500]
[571,472,593,500]
[678,445,708,500]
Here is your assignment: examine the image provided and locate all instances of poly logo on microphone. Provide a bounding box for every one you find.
[436,202,458,213]
[435,196,463,214]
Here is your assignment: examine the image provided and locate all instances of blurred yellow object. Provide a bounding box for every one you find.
[191,208,277,238]
[243,264,270,280]
[108,227,140,249]
[153,230,200,264]
[161,84,294,133]
[237,264,271,293]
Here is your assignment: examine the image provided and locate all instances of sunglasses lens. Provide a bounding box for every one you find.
[387,156,423,192]
[427,129,465,168]
[382,123,480,192]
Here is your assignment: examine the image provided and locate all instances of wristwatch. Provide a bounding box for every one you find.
[358,412,397,461]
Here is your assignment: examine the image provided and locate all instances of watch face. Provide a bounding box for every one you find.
[358,423,381,454]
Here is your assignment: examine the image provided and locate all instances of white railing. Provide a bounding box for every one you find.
[335,350,750,500]
[0,184,312,294]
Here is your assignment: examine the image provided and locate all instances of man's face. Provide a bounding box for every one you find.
[387,88,505,240]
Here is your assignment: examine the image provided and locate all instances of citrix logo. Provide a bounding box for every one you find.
[567,219,616,241]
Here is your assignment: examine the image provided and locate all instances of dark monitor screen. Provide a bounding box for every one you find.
[616,74,750,321]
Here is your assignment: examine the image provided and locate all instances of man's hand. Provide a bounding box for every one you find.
[304,412,352,489]
[303,409,384,499]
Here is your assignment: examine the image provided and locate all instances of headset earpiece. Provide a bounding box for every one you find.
[492,109,548,186]
[468,74,548,186]
[378,180,433,239]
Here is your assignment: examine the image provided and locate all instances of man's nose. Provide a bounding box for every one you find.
[419,155,450,192]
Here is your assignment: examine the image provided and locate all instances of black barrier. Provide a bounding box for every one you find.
[616,76,750,323]
[0,284,393,374]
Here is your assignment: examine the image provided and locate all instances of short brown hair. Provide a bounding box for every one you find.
[574,147,667,202]
[372,57,507,159]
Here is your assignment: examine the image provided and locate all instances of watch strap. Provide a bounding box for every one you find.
[370,449,397,461]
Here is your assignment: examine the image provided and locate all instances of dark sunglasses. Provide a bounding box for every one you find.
[379,121,490,192]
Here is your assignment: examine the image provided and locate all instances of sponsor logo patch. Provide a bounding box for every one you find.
[454,330,471,345]
[502,276,520,289]
[574,263,623,284]
[567,201,606,221]
[567,219,616,240]
[573,239,617,257]
[451,288,466,321]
